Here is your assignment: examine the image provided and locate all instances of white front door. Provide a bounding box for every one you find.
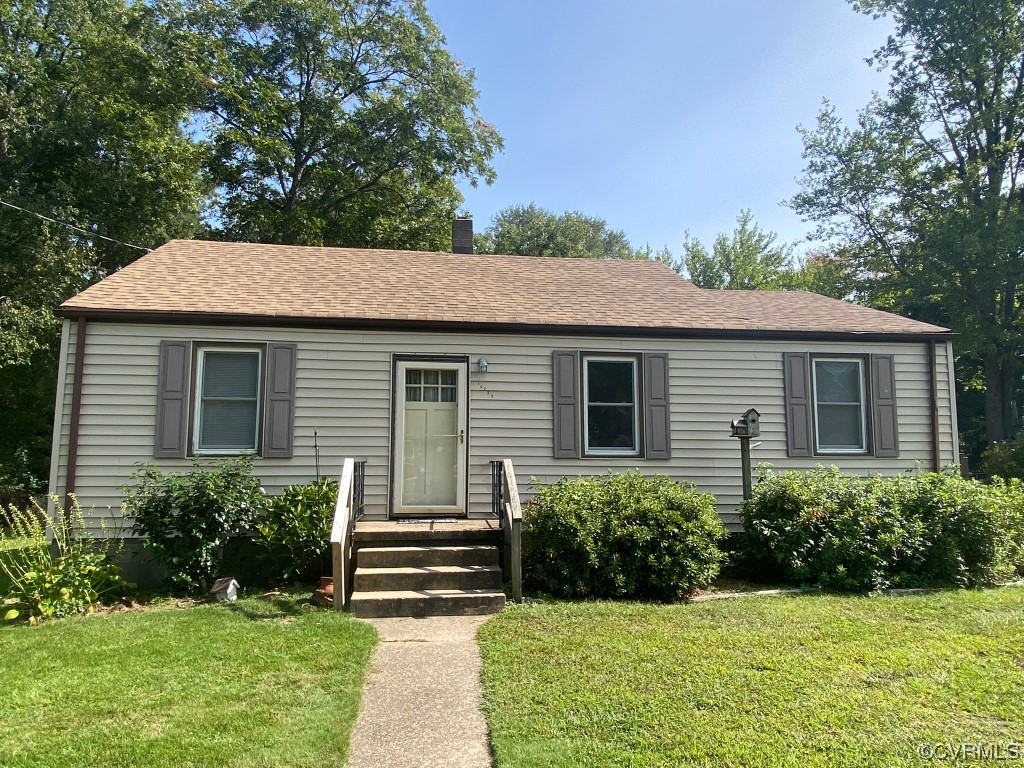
[393,359,468,516]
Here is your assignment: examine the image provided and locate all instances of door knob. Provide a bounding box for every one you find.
[459,429,465,444]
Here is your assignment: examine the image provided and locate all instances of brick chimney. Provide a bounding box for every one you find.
[452,217,473,254]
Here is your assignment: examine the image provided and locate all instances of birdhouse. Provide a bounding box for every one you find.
[730,408,761,438]
[210,577,239,602]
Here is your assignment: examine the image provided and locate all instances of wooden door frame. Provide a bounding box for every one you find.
[388,354,470,518]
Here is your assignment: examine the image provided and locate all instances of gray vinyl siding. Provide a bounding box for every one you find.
[50,322,958,533]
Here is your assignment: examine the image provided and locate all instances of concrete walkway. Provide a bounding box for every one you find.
[347,616,493,768]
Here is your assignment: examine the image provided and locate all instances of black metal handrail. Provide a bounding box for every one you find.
[490,459,505,525]
[489,458,522,602]
[353,460,366,519]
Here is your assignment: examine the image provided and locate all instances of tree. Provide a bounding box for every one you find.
[475,203,655,259]
[791,0,1024,443]
[679,210,799,289]
[0,0,206,490]
[200,0,501,249]
[795,248,861,300]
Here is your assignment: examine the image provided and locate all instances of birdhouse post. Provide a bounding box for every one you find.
[729,408,761,501]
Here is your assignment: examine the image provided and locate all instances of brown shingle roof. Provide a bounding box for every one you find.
[58,240,951,337]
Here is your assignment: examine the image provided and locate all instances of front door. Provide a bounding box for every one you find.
[392,359,468,516]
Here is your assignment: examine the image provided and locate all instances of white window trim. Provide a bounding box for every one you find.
[193,346,263,456]
[812,357,868,455]
[582,355,641,457]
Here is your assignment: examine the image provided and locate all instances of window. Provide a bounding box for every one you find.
[194,348,262,453]
[405,369,457,403]
[583,356,640,456]
[812,357,867,453]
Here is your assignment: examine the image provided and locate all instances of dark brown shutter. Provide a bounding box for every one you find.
[870,354,899,457]
[643,352,672,459]
[552,350,580,458]
[783,352,813,457]
[154,340,192,458]
[263,343,298,458]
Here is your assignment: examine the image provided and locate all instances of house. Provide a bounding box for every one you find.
[48,220,958,614]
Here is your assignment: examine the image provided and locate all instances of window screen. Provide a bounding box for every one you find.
[196,349,261,452]
[813,358,866,452]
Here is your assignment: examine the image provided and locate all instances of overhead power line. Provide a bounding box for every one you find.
[0,197,152,253]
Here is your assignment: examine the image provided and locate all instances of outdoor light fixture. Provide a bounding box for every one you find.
[478,357,489,373]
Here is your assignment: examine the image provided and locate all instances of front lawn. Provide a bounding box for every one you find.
[0,591,376,767]
[479,589,1024,767]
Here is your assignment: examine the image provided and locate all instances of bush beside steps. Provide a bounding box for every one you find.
[523,471,727,601]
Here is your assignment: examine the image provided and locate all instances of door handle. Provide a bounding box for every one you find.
[459,429,465,444]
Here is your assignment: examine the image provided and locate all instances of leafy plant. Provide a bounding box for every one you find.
[1,497,129,624]
[739,466,1023,592]
[255,479,338,583]
[523,472,726,601]
[123,457,265,593]
[980,436,1024,480]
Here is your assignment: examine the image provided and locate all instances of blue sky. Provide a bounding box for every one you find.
[426,0,892,255]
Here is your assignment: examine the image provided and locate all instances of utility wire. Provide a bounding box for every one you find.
[0,197,152,252]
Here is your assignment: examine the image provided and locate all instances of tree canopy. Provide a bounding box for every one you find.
[0,0,206,490]
[201,0,501,249]
[0,0,501,491]
[679,209,799,290]
[792,0,1024,443]
[474,203,660,260]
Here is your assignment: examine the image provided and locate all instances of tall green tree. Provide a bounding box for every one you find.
[792,0,1024,443]
[0,0,206,489]
[796,248,861,300]
[200,0,501,249]
[475,203,658,259]
[680,209,799,289]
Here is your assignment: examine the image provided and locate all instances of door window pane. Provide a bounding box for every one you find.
[197,350,260,452]
[405,369,457,405]
[813,359,866,451]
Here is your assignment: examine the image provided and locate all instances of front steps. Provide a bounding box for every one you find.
[348,522,506,618]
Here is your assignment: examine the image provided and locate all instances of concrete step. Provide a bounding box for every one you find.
[350,589,506,618]
[354,564,502,592]
[357,545,499,569]
[354,521,501,545]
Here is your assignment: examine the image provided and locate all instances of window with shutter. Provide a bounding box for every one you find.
[783,352,900,458]
[552,351,672,460]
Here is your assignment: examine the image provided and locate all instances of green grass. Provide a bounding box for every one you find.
[0,591,377,767]
[479,589,1024,768]
[0,536,38,552]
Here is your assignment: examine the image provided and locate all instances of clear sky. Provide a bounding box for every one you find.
[425,0,893,255]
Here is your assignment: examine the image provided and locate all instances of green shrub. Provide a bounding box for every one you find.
[255,478,338,582]
[1,497,129,624]
[739,466,1022,592]
[989,477,1024,578]
[980,435,1024,479]
[523,472,726,601]
[123,457,265,593]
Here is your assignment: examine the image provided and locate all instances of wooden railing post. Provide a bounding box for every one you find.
[502,458,523,603]
[330,458,356,611]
